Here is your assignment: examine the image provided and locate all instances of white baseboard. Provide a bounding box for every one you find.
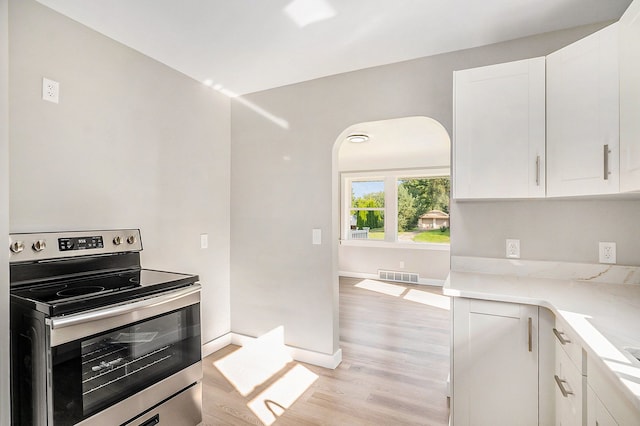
[202,333,232,358]
[339,270,445,287]
[290,346,342,370]
[419,278,446,287]
[231,333,342,369]
[202,332,343,369]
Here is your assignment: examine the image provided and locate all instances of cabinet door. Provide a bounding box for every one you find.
[555,343,583,426]
[452,299,538,426]
[587,385,618,426]
[453,57,545,199]
[620,0,640,192]
[547,23,619,197]
[587,353,640,425]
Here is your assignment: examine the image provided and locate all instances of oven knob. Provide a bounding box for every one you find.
[113,236,123,245]
[32,240,46,252]
[10,241,24,253]
[127,235,137,245]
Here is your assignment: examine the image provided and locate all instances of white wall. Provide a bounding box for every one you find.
[451,198,640,265]
[339,244,450,283]
[1,0,10,422]
[230,22,612,357]
[9,0,231,348]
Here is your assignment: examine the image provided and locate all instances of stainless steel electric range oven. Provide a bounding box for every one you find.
[9,229,202,426]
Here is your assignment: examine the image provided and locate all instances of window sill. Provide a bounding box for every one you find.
[339,239,450,251]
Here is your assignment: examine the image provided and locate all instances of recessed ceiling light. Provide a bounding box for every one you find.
[347,134,369,143]
[203,79,213,86]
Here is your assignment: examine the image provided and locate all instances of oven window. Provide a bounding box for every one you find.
[51,304,200,424]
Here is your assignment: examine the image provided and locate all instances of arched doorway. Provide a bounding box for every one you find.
[332,116,451,289]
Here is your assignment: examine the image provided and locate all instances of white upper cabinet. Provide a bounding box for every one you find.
[453,57,546,199]
[620,0,640,192]
[546,23,620,197]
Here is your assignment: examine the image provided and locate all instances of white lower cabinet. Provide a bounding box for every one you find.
[550,318,640,426]
[587,385,618,426]
[451,297,640,426]
[452,298,540,426]
[554,343,583,426]
[587,353,640,426]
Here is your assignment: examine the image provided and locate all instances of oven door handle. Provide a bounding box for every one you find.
[50,284,201,330]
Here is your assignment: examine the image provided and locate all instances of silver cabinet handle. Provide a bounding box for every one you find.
[535,155,540,186]
[528,317,533,352]
[554,375,574,397]
[553,328,571,345]
[604,144,611,180]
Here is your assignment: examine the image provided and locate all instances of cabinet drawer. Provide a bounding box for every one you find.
[587,353,640,425]
[554,316,584,374]
[555,343,583,426]
[587,384,618,426]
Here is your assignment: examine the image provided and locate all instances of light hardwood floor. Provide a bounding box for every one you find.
[202,277,451,425]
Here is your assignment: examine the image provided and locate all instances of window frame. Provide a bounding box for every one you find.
[341,168,450,249]
[349,178,385,232]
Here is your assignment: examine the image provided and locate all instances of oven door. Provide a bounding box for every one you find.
[46,285,201,425]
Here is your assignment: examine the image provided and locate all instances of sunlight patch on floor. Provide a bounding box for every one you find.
[213,327,292,396]
[213,327,320,425]
[404,288,450,310]
[247,364,319,425]
[355,279,406,296]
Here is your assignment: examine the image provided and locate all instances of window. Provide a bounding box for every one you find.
[342,172,450,245]
[397,177,450,244]
[349,180,385,240]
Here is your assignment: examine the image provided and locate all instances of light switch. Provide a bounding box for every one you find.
[312,229,321,245]
[200,234,208,249]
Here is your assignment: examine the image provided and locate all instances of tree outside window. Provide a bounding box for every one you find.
[397,177,450,244]
[344,175,450,244]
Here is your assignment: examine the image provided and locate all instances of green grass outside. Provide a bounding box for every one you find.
[411,228,450,243]
[367,228,385,240]
[360,228,449,243]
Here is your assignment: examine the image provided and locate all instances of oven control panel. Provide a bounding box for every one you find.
[9,229,142,262]
[58,236,104,252]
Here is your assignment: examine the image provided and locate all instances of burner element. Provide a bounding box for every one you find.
[30,284,67,293]
[57,286,106,298]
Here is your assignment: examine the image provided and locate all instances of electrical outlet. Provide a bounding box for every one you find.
[506,239,520,259]
[599,242,616,264]
[42,78,59,103]
[399,261,405,269]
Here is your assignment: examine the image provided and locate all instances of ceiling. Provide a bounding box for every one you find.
[36,0,632,96]
[338,117,450,173]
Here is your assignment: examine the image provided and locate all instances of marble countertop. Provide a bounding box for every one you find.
[444,259,640,413]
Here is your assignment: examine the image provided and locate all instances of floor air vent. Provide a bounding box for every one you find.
[378,270,419,284]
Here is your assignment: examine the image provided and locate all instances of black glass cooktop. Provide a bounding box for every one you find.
[11,269,198,317]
